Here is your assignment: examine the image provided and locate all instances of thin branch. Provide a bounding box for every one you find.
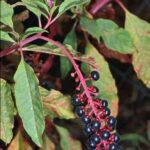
[38,35,101,121]
[38,17,42,28]
[90,0,111,15]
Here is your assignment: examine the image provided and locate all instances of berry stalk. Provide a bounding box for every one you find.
[38,35,101,121]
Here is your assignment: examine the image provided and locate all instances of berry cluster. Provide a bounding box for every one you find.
[71,71,123,150]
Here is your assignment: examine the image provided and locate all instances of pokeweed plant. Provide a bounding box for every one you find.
[0,0,150,150]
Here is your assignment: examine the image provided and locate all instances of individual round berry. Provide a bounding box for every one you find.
[101,107,110,118]
[72,95,81,106]
[75,106,84,117]
[91,120,101,130]
[91,71,100,81]
[90,134,101,144]
[107,116,117,127]
[88,140,96,149]
[101,100,108,108]
[82,115,91,124]
[113,133,120,143]
[84,125,93,135]
[101,131,110,140]
[109,143,118,150]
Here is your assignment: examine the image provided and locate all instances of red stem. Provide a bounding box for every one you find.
[38,35,101,121]
[90,0,111,15]
[0,44,19,57]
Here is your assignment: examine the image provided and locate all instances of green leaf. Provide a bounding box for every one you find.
[80,17,134,54]
[121,133,150,147]
[21,27,48,40]
[0,31,15,42]
[7,130,33,150]
[40,87,75,119]
[0,79,16,144]
[40,134,55,150]
[14,58,45,146]
[81,42,118,116]
[61,24,77,78]
[0,1,14,28]
[55,125,82,150]
[22,0,49,18]
[80,17,118,40]
[125,10,150,88]
[103,28,134,54]
[59,0,89,15]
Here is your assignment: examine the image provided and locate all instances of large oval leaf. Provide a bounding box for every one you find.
[125,10,150,88]
[80,17,134,54]
[0,79,16,144]
[14,58,45,146]
[55,125,82,150]
[81,42,119,116]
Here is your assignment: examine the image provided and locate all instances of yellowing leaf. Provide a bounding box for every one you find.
[125,10,150,88]
[40,134,55,150]
[41,88,75,119]
[55,125,82,150]
[81,42,119,116]
[7,130,33,150]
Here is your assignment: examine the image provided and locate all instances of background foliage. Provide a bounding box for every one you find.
[0,0,150,149]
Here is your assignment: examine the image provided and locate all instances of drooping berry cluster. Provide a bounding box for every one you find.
[71,71,123,150]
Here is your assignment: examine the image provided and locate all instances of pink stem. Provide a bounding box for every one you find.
[44,15,59,29]
[90,0,111,15]
[38,35,101,121]
[38,17,42,28]
[0,45,19,57]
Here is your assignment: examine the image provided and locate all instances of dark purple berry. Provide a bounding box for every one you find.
[107,116,117,127]
[101,100,108,108]
[91,120,101,130]
[72,95,81,106]
[91,134,101,144]
[114,133,120,143]
[109,143,118,150]
[91,71,99,81]
[84,125,93,135]
[101,131,110,140]
[102,107,110,118]
[88,140,96,149]
[75,106,84,117]
[82,115,91,124]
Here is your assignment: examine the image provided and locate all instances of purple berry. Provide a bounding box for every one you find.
[101,131,110,140]
[91,71,99,81]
